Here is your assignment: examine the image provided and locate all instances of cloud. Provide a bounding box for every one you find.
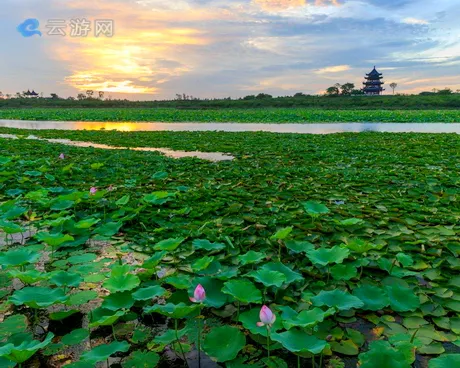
[402,17,429,25]
[316,65,351,74]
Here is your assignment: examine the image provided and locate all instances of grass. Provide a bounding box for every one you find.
[0,128,459,367]
[1,107,460,123]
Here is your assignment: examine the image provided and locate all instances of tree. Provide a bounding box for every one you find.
[255,93,272,99]
[341,83,355,95]
[77,93,86,100]
[0,91,3,99]
[98,91,104,100]
[437,88,453,95]
[293,92,307,98]
[389,82,398,95]
[50,93,59,99]
[86,90,94,98]
[326,86,340,96]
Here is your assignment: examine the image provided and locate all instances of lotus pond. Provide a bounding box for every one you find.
[0,128,459,368]
[1,108,460,123]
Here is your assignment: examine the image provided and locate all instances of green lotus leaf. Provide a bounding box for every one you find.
[94,221,122,237]
[270,227,293,240]
[143,191,175,205]
[271,329,328,354]
[152,171,168,180]
[429,354,460,368]
[259,262,303,284]
[80,341,130,364]
[67,253,97,264]
[154,327,189,345]
[75,217,101,229]
[281,307,335,330]
[164,275,192,289]
[335,218,363,226]
[247,269,287,287]
[358,340,412,368]
[237,251,265,265]
[284,240,315,254]
[0,356,16,368]
[191,256,215,272]
[103,264,140,293]
[0,315,28,340]
[153,237,185,251]
[330,264,358,281]
[302,201,330,217]
[7,269,47,284]
[142,251,167,268]
[0,220,25,234]
[50,199,74,211]
[102,291,135,310]
[122,350,160,368]
[385,285,420,312]
[2,206,27,220]
[9,287,68,308]
[343,239,381,253]
[396,253,414,267]
[144,303,199,319]
[330,339,359,356]
[307,246,350,267]
[116,195,130,206]
[203,326,246,362]
[49,309,80,321]
[35,232,74,248]
[0,332,54,363]
[239,308,283,336]
[132,285,166,301]
[222,279,262,303]
[192,239,226,251]
[89,307,125,328]
[49,271,83,288]
[312,289,364,311]
[189,277,228,308]
[67,290,98,306]
[0,248,40,267]
[352,285,390,311]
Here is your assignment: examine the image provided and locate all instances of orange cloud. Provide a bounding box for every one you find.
[45,0,227,95]
[253,0,341,10]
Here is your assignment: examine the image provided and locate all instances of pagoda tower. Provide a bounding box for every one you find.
[363,66,384,95]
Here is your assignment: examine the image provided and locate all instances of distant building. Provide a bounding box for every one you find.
[24,90,39,98]
[363,67,385,95]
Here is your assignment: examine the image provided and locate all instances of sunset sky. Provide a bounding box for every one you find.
[2,0,460,100]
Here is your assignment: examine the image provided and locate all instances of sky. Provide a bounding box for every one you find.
[1,0,460,100]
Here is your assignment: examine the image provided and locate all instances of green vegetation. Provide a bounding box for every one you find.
[2,92,460,110]
[2,107,460,123]
[0,128,459,367]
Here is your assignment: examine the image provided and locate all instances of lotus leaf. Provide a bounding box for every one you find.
[312,289,364,311]
[203,326,246,362]
[9,287,68,308]
[271,329,328,354]
[222,279,262,303]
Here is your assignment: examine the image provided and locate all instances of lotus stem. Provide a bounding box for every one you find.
[198,306,202,368]
[327,266,330,285]
[320,352,323,367]
[237,301,240,321]
[297,355,300,368]
[111,324,117,341]
[174,319,190,368]
[267,326,271,359]
[312,356,315,368]
[389,259,397,274]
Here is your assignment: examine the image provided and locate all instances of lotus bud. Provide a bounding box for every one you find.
[257,305,276,327]
[190,284,206,303]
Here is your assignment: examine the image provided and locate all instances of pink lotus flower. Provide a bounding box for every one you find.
[190,284,206,303]
[89,187,97,195]
[59,153,65,159]
[257,305,276,327]
[108,184,114,192]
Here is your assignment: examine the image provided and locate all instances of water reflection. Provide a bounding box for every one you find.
[0,134,234,161]
[1,120,460,134]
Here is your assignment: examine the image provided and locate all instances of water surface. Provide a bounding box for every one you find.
[0,134,234,161]
[2,120,460,134]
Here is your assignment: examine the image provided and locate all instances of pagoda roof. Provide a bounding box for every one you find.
[366,66,382,77]
[30,90,38,96]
